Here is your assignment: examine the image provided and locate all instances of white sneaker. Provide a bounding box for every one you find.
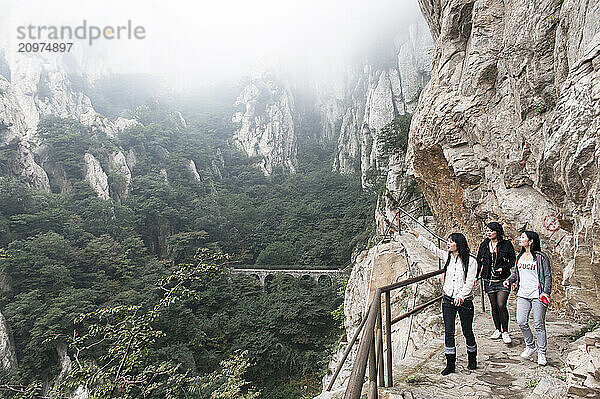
[520,347,537,359]
[502,332,512,344]
[490,329,502,339]
[537,353,547,366]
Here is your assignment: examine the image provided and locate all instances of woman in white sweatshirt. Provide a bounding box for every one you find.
[408,229,478,374]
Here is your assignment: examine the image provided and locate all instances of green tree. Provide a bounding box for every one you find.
[377,114,412,168]
[47,250,258,399]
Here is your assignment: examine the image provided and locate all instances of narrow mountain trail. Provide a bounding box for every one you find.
[379,295,582,399]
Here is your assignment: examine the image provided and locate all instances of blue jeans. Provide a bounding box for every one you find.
[516,297,547,355]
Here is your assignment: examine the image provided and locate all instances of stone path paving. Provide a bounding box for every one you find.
[379,293,584,399]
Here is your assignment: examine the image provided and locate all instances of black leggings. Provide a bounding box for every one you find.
[488,291,510,332]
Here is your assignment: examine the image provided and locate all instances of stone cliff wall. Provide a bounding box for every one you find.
[324,20,433,186]
[232,71,298,175]
[231,20,433,181]
[0,310,17,370]
[408,0,600,315]
[0,51,136,197]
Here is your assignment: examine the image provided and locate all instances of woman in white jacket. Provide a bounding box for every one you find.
[408,229,478,374]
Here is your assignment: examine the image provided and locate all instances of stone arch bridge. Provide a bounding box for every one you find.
[228,266,346,287]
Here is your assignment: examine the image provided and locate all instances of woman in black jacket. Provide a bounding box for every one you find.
[477,222,516,343]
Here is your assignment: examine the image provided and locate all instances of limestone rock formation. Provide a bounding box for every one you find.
[54,343,89,399]
[0,75,50,191]
[324,19,433,186]
[71,386,90,399]
[232,71,298,175]
[231,19,432,182]
[84,153,109,200]
[108,151,132,202]
[55,342,73,387]
[0,51,136,195]
[0,310,17,370]
[188,159,202,182]
[7,53,132,138]
[406,0,600,315]
[329,65,405,187]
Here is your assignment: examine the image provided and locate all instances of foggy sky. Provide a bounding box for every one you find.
[1,0,426,88]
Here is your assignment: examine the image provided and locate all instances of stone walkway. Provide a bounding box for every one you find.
[379,293,584,399]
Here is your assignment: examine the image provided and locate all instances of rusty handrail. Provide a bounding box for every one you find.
[343,288,381,399]
[328,195,440,397]
[395,202,485,312]
[380,268,445,292]
[340,268,445,399]
[380,195,428,238]
[326,301,372,392]
[391,295,443,325]
[396,203,440,242]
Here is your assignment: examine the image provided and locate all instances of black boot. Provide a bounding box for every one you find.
[441,354,456,375]
[468,350,477,370]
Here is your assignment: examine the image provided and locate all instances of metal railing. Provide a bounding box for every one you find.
[325,268,445,398]
[380,195,428,239]
[386,195,484,312]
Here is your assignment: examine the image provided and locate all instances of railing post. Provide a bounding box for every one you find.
[384,291,393,387]
[481,279,486,312]
[376,298,384,387]
[344,290,381,399]
[437,237,442,270]
[326,304,371,391]
[368,333,378,399]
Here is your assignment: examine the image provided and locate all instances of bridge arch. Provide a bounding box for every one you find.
[317,274,333,287]
[228,267,344,289]
[264,274,275,291]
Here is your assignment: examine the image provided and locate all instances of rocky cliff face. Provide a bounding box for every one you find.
[0,252,17,371]
[107,151,132,203]
[324,20,433,186]
[0,50,139,378]
[232,71,298,175]
[407,0,600,315]
[0,73,50,191]
[0,310,17,370]
[232,19,432,181]
[327,65,404,186]
[84,153,110,200]
[0,51,136,196]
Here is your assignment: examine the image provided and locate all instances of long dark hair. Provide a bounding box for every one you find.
[445,233,471,275]
[518,230,541,257]
[487,222,504,242]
